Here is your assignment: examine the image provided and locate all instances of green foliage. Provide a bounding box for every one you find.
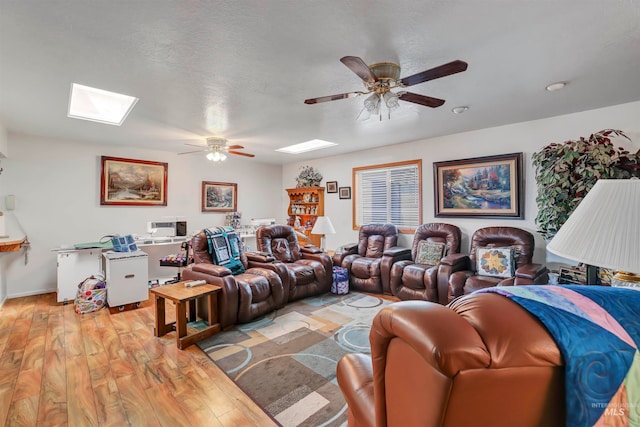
[296,165,323,188]
[532,129,640,239]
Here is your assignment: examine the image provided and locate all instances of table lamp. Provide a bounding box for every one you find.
[311,216,336,251]
[546,179,640,288]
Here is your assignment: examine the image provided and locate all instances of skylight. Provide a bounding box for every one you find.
[68,83,138,126]
[276,139,338,154]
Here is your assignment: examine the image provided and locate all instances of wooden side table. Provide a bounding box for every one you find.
[150,281,222,349]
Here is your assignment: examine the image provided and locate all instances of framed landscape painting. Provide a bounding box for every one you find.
[433,152,523,218]
[202,181,237,212]
[100,156,168,206]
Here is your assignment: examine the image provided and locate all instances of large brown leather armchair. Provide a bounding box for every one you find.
[388,223,461,304]
[336,292,564,427]
[438,226,549,303]
[182,230,286,328]
[333,223,399,294]
[256,224,333,302]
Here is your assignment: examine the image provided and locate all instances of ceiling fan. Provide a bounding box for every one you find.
[178,137,255,162]
[304,56,468,120]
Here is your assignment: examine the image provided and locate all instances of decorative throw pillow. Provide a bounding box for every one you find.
[415,241,446,266]
[476,246,515,278]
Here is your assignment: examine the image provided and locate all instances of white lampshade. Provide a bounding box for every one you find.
[546,179,640,274]
[311,216,336,235]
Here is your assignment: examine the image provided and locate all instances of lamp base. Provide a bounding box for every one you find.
[611,271,640,290]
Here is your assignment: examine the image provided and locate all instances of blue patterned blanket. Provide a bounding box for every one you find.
[478,285,639,427]
[204,226,245,275]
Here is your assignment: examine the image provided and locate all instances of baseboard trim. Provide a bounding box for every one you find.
[8,288,56,299]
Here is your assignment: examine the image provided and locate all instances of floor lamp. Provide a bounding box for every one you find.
[311,216,336,251]
[546,179,640,288]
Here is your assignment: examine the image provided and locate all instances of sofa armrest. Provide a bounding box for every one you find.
[191,263,232,277]
[437,254,471,305]
[333,242,358,266]
[246,251,275,263]
[301,245,322,254]
[380,247,412,294]
[369,301,490,426]
[383,246,411,258]
[301,251,333,284]
[440,253,470,269]
[182,265,239,328]
[337,354,375,427]
[514,263,550,285]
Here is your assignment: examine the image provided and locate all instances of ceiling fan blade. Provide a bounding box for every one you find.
[304,92,358,104]
[226,144,244,150]
[178,149,208,155]
[184,142,206,148]
[400,60,468,87]
[228,150,255,158]
[340,56,377,83]
[399,92,446,108]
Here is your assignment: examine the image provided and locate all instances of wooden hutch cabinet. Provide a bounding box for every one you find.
[286,186,325,247]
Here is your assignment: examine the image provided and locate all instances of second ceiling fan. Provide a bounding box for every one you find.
[304,56,468,119]
[178,137,255,163]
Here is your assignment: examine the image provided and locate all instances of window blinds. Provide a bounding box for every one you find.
[355,162,421,229]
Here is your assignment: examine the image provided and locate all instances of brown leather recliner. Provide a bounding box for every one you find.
[333,223,398,294]
[387,223,462,304]
[336,293,564,427]
[438,226,549,303]
[182,230,286,328]
[256,224,333,302]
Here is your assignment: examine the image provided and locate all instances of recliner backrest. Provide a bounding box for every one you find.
[191,230,249,269]
[357,223,398,258]
[469,226,534,271]
[411,223,462,259]
[256,224,302,262]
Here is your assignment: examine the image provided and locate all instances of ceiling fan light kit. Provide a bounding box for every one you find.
[305,56,468,121]
[178,136,255,162]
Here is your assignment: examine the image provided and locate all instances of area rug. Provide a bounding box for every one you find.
[197,292,394,427]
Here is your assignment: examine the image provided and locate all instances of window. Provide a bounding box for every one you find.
[353,159,422,232]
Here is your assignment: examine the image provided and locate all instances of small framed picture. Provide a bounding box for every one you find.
[202,181,237,212]
[339,186,351,199]
[326,181,338,193]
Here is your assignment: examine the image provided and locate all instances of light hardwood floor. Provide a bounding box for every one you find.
[0,292,277,427]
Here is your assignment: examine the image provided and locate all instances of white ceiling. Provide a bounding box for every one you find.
[1,1,639,165]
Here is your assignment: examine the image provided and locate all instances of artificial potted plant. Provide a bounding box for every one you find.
[532,129,640,240]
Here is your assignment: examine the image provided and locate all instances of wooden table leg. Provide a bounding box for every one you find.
[175,301,188,348]
[188,299,196,322]
[154,294,166,337]
[207,293,218,326]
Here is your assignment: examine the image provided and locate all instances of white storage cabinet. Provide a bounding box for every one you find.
[56,249,103,303]
[103,251,149,310]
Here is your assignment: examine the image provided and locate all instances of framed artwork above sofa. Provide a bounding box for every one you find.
[433,152,523,219]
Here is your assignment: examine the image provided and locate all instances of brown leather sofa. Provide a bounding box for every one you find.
[336,292,565,427]
[387,223,461,304]
[333,223,399,294]
[438,226,549,303]
[182,230,286,328]
[256,224,333,302]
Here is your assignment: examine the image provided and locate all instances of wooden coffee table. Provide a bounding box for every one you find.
[150,281,222,349]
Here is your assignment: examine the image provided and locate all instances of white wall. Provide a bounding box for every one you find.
[282,101,640,267]
[2,101,639,299]
[2,134,282,298]
[0,123,8,305]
